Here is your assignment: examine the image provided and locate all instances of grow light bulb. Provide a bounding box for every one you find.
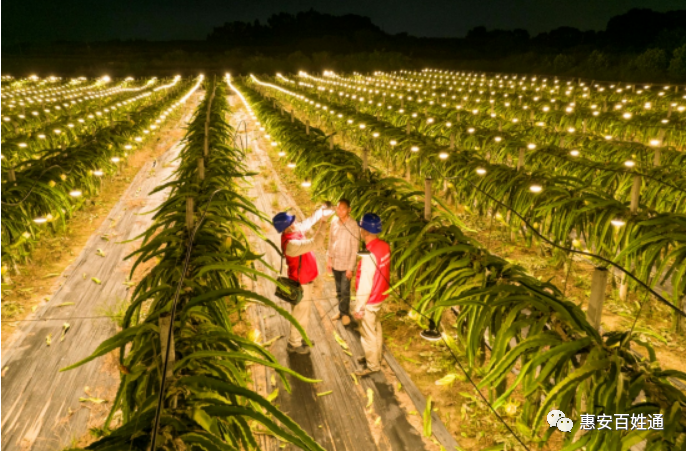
[33,217,48,224]
[278,151,286,157]
[18,143,27,148]
[69,190,82,197]
[390,140,397,146]
[529,184,543,193]
[439,152,449,160]
[624,160,635,168]
[494,136,502,142]
[527,143,536,150]
[649,139,661,147]
[271,142,278,147]
[111,157,121,163]
[287,163,296,169]
[476,167,487,175]
[372,132,380,138]
[301,181,312,188]
[411,146,419,152]
[93,170,104,177]
[611,219,626,227]
[570,150,580,157]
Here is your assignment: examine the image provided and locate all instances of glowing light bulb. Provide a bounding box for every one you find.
[624,160,635,168]
[570,150,580,157]
[69,190,82,197]
[611,219,626,227]
[476,167,487,175]
[529,184,543,193]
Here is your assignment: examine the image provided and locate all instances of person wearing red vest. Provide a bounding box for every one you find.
[273,206,332,355]
[353,213,391,377]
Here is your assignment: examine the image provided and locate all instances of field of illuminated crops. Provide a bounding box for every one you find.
[2,71,685,451]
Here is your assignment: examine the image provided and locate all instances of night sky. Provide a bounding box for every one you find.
[3,0,684,43]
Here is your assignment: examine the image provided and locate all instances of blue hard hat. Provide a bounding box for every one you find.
[273,212,296,233]
[359,213,382,234]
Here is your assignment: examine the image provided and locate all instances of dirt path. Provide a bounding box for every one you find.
[0,109,193,450]
[228,93,459,451]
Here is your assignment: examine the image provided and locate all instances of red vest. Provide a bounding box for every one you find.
[282,231,319,285]
[355,238,391,305]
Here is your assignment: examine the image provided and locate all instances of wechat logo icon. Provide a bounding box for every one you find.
[547,410,574,432]
[557,417,574,432]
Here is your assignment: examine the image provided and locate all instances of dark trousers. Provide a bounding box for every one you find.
[333,270,351,316]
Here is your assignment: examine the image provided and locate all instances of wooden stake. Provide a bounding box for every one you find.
[406,121,411,136]
[424,178,432,221]
[291,110,294,123]
[362,148,368,172]
[450,132,456,150]
[306,120,310,135]
[587,267,608,330]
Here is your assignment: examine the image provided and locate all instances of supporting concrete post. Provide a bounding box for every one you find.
[517,148,525,171]
[450,132,456,150]
[424,177,432,221]
[677,297,686,333]
[186,198,195,232]
[362,148,368,172]
[198,158,205,182]
[159,314,176,380]
[587,267,608,330]
[306,120,310,135]
[630,175,641,214]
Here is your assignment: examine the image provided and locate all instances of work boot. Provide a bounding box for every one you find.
[355,367,379,377]
[287,343,311,355]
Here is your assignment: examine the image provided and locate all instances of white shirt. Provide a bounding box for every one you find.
[284,208,327,257]
[355,252,382,313]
